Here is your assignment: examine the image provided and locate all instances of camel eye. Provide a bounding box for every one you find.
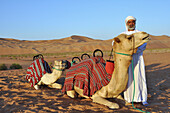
[128,36,132,40]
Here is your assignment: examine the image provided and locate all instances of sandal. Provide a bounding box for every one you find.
[142,102,149,107]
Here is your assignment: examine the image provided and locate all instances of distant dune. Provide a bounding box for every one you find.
[0,35,170,55]
[146,35,170,49]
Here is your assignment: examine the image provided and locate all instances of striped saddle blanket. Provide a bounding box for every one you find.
[25,58,51,87]
[62,56,112,97]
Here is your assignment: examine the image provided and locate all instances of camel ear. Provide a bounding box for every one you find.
[114,37,121,43]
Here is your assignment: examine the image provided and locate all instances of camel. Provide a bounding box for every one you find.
[34,60,66,90]
[65,31,150,109]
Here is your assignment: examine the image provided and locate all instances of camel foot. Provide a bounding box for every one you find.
[48,83,62,89]
[34,85,39,90]
[92,95,119,109]
[109,103,120,109]
[67,90,77,98]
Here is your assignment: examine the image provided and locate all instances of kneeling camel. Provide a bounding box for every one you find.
[34,60,66,90]
[64,32,150,109]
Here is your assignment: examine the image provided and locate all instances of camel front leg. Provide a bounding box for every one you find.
[91,94,119,109]
[48,83,62,89]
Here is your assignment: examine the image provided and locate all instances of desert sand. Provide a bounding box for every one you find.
[0,35,169,112]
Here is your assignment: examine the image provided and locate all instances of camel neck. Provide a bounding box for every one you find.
[107,54,132,95]
[52,68,63,76]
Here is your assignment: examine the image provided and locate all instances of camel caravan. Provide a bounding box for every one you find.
[25,31,150,109]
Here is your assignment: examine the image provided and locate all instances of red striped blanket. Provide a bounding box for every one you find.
[25,58,51,87]
[62,56,112,97]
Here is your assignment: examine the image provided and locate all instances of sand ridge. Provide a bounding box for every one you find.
[0,35,170,55]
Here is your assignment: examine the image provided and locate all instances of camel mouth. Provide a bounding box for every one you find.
[142,35,150,40]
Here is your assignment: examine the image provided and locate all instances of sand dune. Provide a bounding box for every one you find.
[0,35,169,55]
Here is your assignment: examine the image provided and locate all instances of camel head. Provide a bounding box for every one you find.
[53,60,67,71]
[113,31,150,55]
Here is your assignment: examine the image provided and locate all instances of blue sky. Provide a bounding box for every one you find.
[0,0,170,40]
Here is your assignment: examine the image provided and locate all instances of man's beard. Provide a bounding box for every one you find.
[127,25,136,30]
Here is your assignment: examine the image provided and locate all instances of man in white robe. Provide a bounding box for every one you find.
[113,16,148,106]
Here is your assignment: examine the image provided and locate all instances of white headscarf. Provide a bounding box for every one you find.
[125,16,136,31]
[112,16,137,46]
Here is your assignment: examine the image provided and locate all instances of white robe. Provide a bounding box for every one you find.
[121,30,148,103]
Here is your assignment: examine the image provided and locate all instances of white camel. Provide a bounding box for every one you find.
[65,31,150,109]
[34,60,66,90]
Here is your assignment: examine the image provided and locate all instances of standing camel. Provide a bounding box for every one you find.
[63,31,150,109]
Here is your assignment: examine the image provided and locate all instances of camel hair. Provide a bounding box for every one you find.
[66,31,150,109]
[34,60,66,90]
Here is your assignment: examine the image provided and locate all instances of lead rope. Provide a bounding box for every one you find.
[109,48,113,60]
[131,36,150,113]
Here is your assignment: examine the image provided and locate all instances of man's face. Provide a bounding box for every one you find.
[126,19,136,31]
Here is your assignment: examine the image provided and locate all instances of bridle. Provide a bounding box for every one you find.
[114,51,131,56]
[52,67,64,71]
[52,63,66,71]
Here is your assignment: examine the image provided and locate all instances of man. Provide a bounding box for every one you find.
[113,16,148,106]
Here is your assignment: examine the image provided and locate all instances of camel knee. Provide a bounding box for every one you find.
[67,90,77,98]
